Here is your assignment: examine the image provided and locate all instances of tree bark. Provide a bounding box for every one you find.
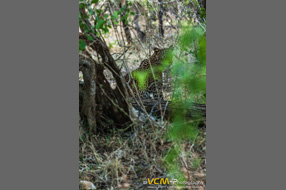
[79,33,132,132]
[119,1,132,44]
[79,54,97,132]
[199,0,206,10]
[134,5,146,42]
[158,0,164,37]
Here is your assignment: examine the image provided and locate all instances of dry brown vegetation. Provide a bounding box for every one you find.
[79,123,206,189]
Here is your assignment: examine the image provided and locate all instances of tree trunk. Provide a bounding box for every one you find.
[134,5,146,42]
[120,1,132,45]
[79,54,97,132]
[79,33,132,132]
[158,0,164,38]
[199,0,206,10]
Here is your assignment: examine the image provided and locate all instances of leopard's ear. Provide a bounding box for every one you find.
[153,47,160,52]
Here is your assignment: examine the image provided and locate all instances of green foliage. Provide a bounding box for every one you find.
[170,25,206,103]
[79,0,133,50]
[192,158,201,170]
[198,8,206,21]
[168,119,199,141]
[163,144,187,187]
[133,70,150,90]
[87,34,93,41]
[164,147,185,182]
[163,25,206,186]
[79,39,86,52]
[191,0,206,22]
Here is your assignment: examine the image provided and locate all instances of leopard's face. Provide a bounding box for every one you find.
[138,47,168,70]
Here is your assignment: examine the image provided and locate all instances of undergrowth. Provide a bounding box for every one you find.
[79,122,206,189]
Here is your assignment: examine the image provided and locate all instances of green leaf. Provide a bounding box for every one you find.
[87,35,93,41]
[111,11,119,19]
[88,7,95,15]
[102,27,109,33]
[96,9,102,15]
[95,18,105,29]
[79,3,85,9]
[79,39,86,51]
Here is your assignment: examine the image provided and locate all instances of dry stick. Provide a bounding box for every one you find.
[145,2,170,122]
[115,9,157,130]
[162,0,190,40]
[84,38,134,113]
[126,72,160,129]
[107,0,123,46]
[146,57,165,122]
[164,11,180,31]
[162,99,169,119]
[116,157,119,189]
[117,46,152,126]
[149,100,159,116]
[106,8,142,119]
[114,14,141,119]
[115,45,165,125]
[111,2,165,127]
[100,6,140,110]
[147,0,158,15]
[118,43,158,126]
[129,68,162,127]
[96,81,131,120]
[138,7,165,122]
[189,1,206,31]
[115,46,131,62]
[129,29,163,121]
[85,46,132,111]
[182,143,192,190]
[82,41,133,126]
[101,62,129,103]
[108,130,138,159]
[173,0,193,25]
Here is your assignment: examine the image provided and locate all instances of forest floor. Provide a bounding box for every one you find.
[79,123,206,189]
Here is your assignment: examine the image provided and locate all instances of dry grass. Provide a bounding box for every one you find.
[79,121,206,189]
